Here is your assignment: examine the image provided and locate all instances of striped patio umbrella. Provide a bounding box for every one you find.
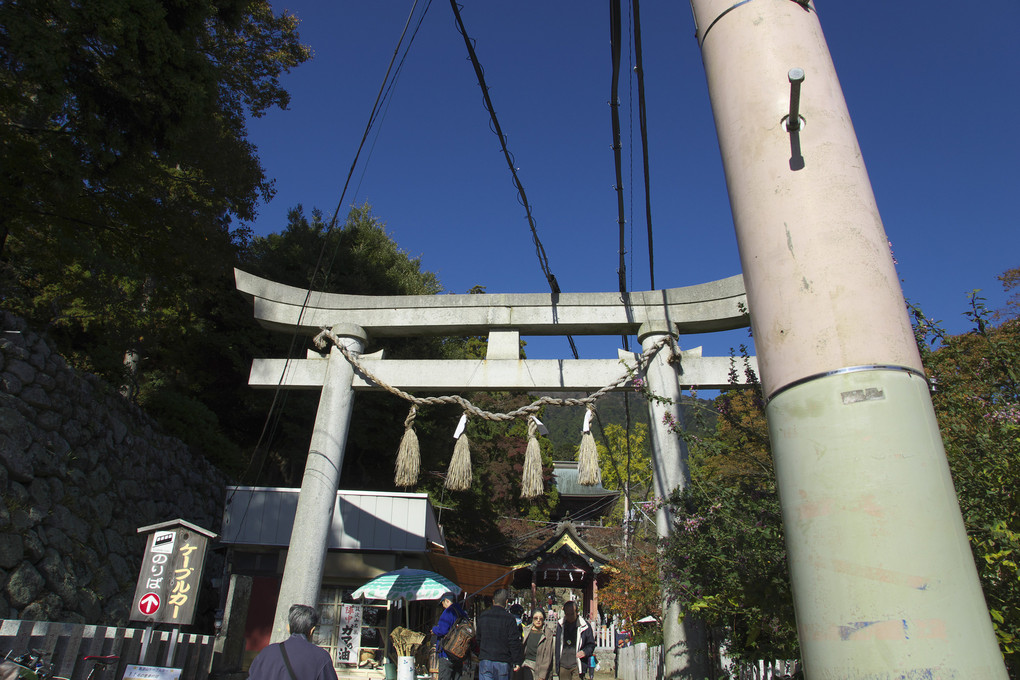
[351,567,461,602]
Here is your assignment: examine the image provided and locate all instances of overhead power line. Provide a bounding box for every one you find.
[230,1,429,519]
[448,0,579,360]
[631,0,657,291]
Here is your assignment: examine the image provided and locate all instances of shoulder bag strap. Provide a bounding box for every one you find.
[279,641,300,680]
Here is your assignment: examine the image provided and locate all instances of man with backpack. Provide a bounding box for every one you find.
[433,591,470,680]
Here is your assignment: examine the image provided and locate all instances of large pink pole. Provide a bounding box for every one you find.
[686,1,1006,677]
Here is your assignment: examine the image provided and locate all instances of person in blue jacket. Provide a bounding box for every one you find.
[432,591,469,680]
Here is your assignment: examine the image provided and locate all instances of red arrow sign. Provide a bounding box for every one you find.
[138,592,161,616]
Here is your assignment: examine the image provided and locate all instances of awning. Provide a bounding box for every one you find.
[427,553,516,598]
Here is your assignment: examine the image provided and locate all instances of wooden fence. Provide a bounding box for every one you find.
[592,624,617,651]
[615,642,662,680]
[0,620,215,680]
[615,642,800,680]
[731,659,801,679]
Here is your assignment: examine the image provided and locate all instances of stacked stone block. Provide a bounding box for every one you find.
[0,311,228,625]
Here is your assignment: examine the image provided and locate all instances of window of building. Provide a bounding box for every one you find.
[316,587,389,668]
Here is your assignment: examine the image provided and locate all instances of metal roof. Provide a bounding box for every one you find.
[552,461,619,497]
[220,487,445,552]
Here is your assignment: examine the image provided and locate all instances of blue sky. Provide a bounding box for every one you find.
[247,2,1019,364]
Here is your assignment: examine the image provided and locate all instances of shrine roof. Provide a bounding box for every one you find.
[516,520,613,568]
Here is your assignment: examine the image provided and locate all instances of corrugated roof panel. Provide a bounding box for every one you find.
[552,462,618,496]
[391,496,419,551]
[222,487,436,552]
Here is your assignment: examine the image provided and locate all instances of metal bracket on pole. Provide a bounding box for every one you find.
[783,67,805,131]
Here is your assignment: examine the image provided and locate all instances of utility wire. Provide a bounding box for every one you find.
[609,0,628,305]
[228,1,426,526]
[324,1,421,235]
[352,0,436,206]
[632,0,656,290]
[448,0,579,360]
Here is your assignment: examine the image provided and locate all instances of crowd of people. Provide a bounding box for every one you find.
[433,589,598,680]
[248,593,601,680]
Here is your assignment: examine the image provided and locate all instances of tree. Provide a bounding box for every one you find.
[0,0,310,385]
[659,382,799,663]
[596,422,652,497]
[912,274,1020,671]
[599,552,662,637]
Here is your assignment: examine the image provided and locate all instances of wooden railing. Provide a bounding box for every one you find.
[615,642,662,680]
[615,641,801,680]
[0,620,215,680]
[591,623,617,651]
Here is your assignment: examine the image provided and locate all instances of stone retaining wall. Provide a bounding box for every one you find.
[0,311,229,626]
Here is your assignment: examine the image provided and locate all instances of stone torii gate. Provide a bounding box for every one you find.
[235,268,753,674]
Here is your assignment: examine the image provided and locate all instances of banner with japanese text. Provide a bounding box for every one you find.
[336,603,363,665]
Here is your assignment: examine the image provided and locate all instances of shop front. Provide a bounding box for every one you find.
[216,486,511,678]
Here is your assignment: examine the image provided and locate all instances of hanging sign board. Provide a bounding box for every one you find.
[129,519,217,625]
[336,603,363,665]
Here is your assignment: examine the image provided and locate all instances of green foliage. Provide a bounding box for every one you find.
[596,422,652,495]
[911,272,1020,670]
[662,479,797,662]
[659,365,799,661]
[246,204,442,298]
[0,0,309,391]
[599,553,662,628]
[138,380,245,475]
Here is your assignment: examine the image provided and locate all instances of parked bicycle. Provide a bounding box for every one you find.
[81,656,118,680]
[0,650,68,680]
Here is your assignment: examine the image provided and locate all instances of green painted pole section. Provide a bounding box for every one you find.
[769,369,1004,676]
[685,0,1007,676]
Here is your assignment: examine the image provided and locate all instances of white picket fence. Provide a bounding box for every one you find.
[614,641,800,680]
[615,642,662,680]
[731,658,801,679]
[592,623,617,651]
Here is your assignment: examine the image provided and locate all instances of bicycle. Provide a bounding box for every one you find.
[1,649,68,680]
[81,656,118,680]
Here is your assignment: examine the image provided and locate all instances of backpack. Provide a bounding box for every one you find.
[442,617,476,662]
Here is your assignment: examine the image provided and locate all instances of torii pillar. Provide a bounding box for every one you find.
[270,325,366,642]
[639,323,709,677]
[688,1,1006,677]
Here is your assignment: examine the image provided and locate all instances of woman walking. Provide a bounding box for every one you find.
[521,610,556,680]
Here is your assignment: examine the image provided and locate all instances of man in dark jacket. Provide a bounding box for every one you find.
[248,604,338,680]
[432,591,469,680]
[476,588,523,680]
[554,601,596,680]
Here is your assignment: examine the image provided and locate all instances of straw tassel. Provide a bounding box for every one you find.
[521,417,544,498]
[445,414,472,491]
[577,406,601,486]
[394,404,420,487]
